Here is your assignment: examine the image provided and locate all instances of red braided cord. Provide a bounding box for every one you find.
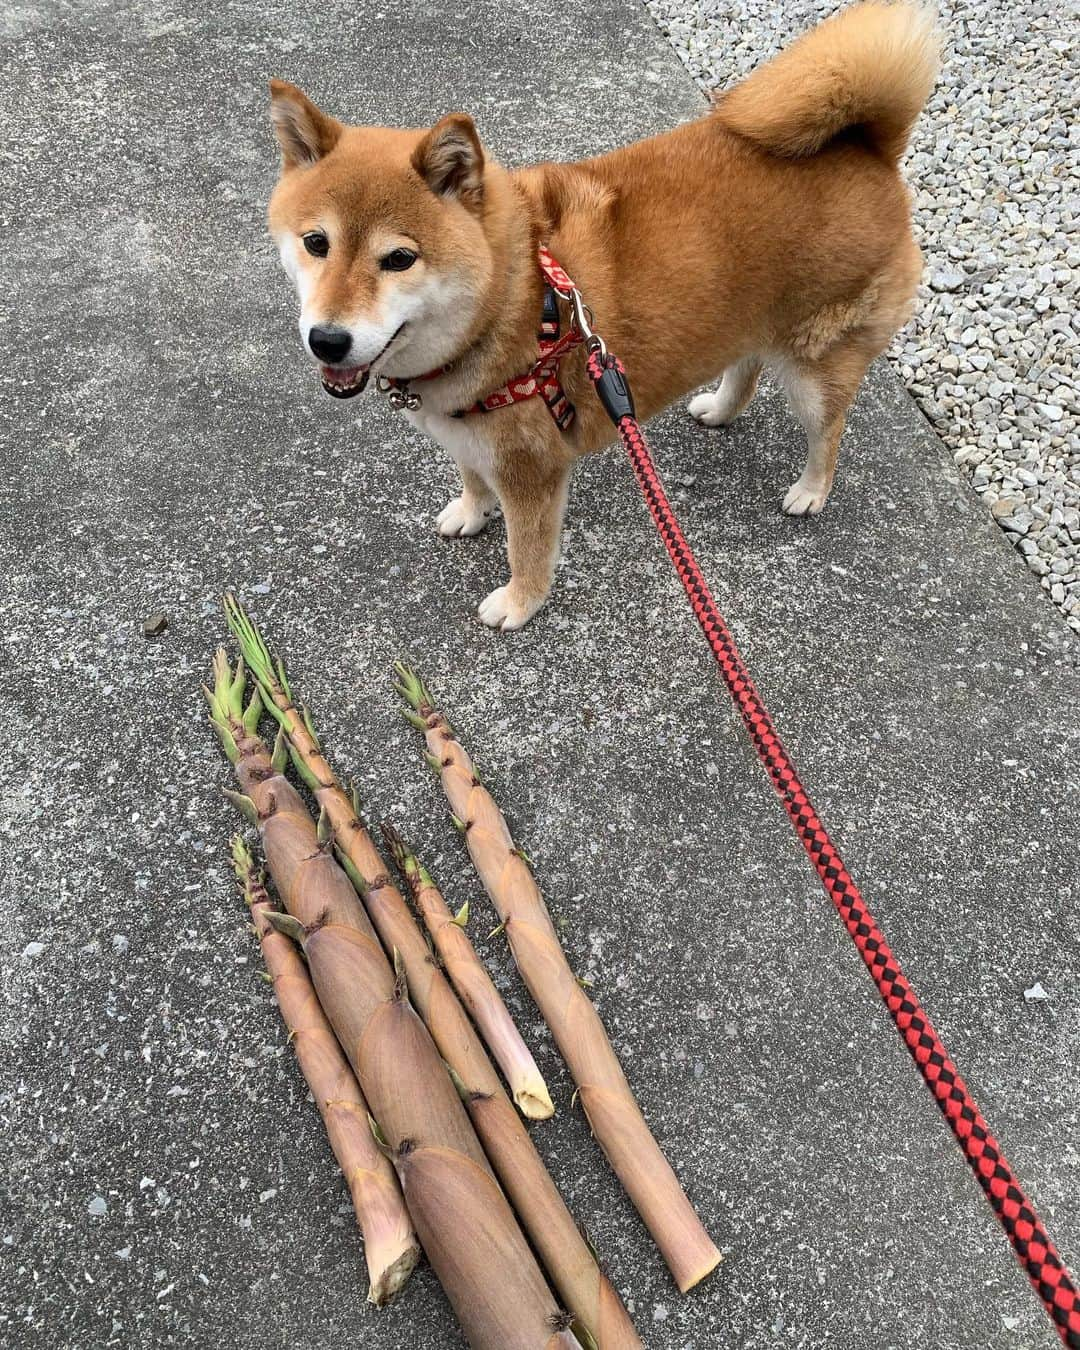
[590,357,1079,1346]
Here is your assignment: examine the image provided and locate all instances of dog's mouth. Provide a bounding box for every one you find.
[318,325,405,400]
[320,364,371,399]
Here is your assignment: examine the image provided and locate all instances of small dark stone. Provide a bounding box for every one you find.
[143,613,168,638]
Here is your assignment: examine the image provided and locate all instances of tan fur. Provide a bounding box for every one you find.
[267,1,939,629]
[412,114,487,209]
[714,1,940,161]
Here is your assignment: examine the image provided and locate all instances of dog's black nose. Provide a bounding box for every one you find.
[308,326,353,364]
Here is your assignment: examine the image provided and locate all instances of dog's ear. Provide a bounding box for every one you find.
[412,113,485,209]
[269,80,342,169]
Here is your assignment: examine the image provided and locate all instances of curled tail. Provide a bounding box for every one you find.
[713,2,940,163]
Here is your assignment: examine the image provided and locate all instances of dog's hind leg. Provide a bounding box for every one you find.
[436,465,500,538]
[774,339,875,517]
[687,356,763,427]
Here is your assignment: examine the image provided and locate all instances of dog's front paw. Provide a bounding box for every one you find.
[782,475,830,517]
[477,585,545,632]
[436,495,498,538]
[688,390,737,428]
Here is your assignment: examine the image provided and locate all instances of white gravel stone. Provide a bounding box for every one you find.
[643,0,1078,633]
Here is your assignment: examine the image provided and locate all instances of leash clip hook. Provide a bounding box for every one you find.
[565,286,607,359]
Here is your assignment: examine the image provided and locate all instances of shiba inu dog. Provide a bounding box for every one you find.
[267,1,938,629]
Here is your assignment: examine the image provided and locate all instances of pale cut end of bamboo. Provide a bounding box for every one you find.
[394,677,721,1296]
[320,1099,421,1306]
[338,1133,421,1305]
[513,1076,557,1122]
[577,1083,723,1293]
[383,821,557,1124]
[222,635,643,1346]
[231,836,420,1306]
[367,1244,421,1308]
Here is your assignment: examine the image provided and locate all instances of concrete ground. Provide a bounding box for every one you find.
[1,2,1077,1348]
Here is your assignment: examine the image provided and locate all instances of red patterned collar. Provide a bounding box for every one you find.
[380,245,583,430]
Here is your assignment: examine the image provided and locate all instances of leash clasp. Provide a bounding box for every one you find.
[563,286,607,360]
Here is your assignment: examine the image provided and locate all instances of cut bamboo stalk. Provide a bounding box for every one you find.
[223,599,643,1350]
[207,652,577,1350]
[393,663,722,1295]
[231,835,419,1305]
[383,823,555,1122]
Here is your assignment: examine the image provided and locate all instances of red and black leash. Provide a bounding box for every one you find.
[584,345,1079,1345]
[384,241,1075,1336]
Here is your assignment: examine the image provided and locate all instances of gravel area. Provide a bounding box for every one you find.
[642,0,1080,635]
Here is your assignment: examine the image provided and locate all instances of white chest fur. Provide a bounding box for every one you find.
[407,408,499,489]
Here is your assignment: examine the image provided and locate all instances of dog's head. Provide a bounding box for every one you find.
[267,82,494,398]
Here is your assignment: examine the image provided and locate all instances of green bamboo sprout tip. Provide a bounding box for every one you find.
[222,596,272,673]
[302,704,321,750]
[205,649,241,724]
[206,702,240,764]
[379,821,409,871]
[215,647,240,708]
[205,656,263,766]
[379,821,432,894]
[400,706,428,733]
[243,687,264,737]
[223,600,314,742]
[222,788,258,826]
[276,657,292,702]
[230,833,252,870]
[222,595,282,695]
[391,661,434,714]
[270,725,289,773]
[231,835,261,895]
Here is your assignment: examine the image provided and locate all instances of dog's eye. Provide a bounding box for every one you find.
[381,248,418,272]
[302,231,329,258]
